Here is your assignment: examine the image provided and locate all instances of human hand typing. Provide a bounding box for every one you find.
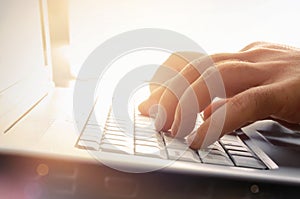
[138,42,300,149]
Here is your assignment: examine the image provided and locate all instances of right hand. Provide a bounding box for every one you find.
[139,42,300,149]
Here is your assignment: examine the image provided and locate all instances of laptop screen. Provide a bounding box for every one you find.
[0,0,51,133]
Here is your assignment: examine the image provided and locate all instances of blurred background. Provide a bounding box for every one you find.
[2,0,300,86]
[68,0,300,81]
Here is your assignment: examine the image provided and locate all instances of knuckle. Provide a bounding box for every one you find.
[216,61,251,76]
[249,89,265,113]
[181,87,200,113]
[216,63,228,74]
[201,66,219,80]
[170,51,190,63]
[229,91,265,123]
[243,46,278,57]
[249,88,266,108]
[160,89,173,104]
[229,94,247,114]
[209,114,226,134]
[170,51,182,60]
[275,85,299,121]
[243,41,268,50]
[257,87,278,113]
[248,87,275,118]
[217,60,249,68]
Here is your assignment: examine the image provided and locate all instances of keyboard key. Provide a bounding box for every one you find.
[135,115,153,123]
[135,145,167,159]
[106,118,128,126]
[135,127,157,133]
[198,148,229,159]
[135,131,162,140]
[81,130,102,140]
[207,142,226,153]
[105,129,133,137]
[201,154,234,166]
[86,120,101,126]
[221,134,241,142]
[135,135,164,144]
[135,130,157,136]
[163,135,188,150]
[100,143,133,155]
[198,148,211,158]
[135,124,155,130]
[134,116,155,127]
[223,145,249,152]
[135,140,164,149]
[85,123,102,129]
[80,134,101,144]
[84,126,102,134]
[199,142,229,159]
[231,155,266,169]
[228,150,254,157]
[167,148,200,162]
[102,139,133,147]
[77,140,100,151]
[105,125,131,132]
[105,121,128,129]
[198,149,229,159]
[107,113,127,122]
[103,134,133,143]
[220,139,246,147]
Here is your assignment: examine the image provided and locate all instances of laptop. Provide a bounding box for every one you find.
[1,1,300,199]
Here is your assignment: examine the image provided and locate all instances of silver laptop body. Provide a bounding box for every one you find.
[1,1,300,199]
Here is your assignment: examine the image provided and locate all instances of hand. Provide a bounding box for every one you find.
[139,42,300,149]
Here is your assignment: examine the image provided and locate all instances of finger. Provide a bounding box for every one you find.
[150,52,247,92]
[145,46,293,116]
[187,84,283,149]
[139,50,248,112]
[153,53,248,131]
[171,61,270,137]
[150,52,205,92]
[139,61,201,117]
[138,80,169,116]
[153,56,214,131]
[203,99,228,120]
[139,54,204,116]
[154,71,193,131]
[139,52,251,116]
[138,63,185,116]
[140,50,270,122]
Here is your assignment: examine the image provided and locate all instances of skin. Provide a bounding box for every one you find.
[138,42,300,149]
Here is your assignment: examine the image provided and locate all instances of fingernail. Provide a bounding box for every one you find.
[138,100,149,115]
[148,104,158,118]
[171,122,178,137]
[138,97,159,118]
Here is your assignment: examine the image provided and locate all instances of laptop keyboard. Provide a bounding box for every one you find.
[76,108,267,170]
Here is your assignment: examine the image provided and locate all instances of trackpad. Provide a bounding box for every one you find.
[257,121,300,151]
